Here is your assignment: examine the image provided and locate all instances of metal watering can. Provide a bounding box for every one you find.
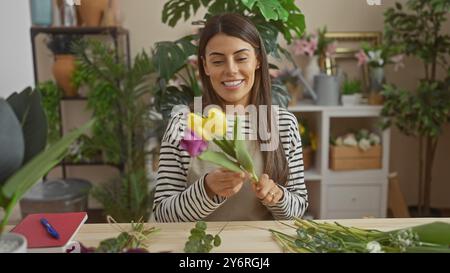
[297,69,344,106]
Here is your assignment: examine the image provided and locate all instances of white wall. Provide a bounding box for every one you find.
[0,0,34,98]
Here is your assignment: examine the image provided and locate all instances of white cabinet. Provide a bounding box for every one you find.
[288,104,390,219]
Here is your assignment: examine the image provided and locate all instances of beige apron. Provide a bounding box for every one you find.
[186,140,274,221]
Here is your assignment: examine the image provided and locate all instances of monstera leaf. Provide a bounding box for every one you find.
[0,99,24,184]
[6,87,48,165]
[152,35,198,81]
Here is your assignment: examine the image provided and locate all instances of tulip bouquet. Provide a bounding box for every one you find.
[180,108,259,182]
[271,218,450,253]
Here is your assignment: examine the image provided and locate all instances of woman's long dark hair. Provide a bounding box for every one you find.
[197,13,289,186]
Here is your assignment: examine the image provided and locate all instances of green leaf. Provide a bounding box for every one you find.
[0,99,24,185]
[233,116,258,180]
[2,120,93,200]
[213,139,236,159]
[6,87,48,165]
[410,222,450,245]
[242,0,257,10]
[196,221,207,230]
[198,151,242,173]
[214,235,221,247]
[162,0,207,27]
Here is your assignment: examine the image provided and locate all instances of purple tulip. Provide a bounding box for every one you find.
[180,129,208,157]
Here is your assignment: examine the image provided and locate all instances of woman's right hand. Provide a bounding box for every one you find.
[204,168,248,199]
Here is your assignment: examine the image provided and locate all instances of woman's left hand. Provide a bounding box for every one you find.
[251,174,284,206]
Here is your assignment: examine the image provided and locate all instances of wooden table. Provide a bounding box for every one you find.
[74,218,450,253]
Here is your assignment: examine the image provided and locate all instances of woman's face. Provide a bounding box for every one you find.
[203,33,260,107]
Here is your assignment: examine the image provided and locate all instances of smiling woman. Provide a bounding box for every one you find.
[202,34,260,107]
[152,13,308,222]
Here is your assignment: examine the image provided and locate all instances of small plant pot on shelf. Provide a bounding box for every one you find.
[341,94,362,106]
[0,233,27,253]
[52,54,77,97]
[329,145,382,171]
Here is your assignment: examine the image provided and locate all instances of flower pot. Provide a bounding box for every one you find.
[342,94,362,106]
[30,0,53,26]
[79,0,108,27]
[368,67,385,105]
[52,54,77,97]
[0,233,27,253]
[314,74,340,106]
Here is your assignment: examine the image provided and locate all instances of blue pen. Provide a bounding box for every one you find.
[40,218,60,239]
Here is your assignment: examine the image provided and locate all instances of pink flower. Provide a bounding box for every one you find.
[180,129,208,157]
[293,37,317,57]
[187,55,198,68]
[390,54,405,71]
[355,49,369,66]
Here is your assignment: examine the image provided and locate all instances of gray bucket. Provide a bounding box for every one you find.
[19,179,92,218]
[314,74,340,106]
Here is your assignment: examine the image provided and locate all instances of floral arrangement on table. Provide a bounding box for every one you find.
[355,42,405,71]
[330,129,381,151]
[181,108,259,182]
[270,218,450,253]
[292,26,337,59]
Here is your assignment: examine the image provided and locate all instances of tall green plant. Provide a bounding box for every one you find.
[37,81,62,145]
[0,87,92,233]
[73,40,156,222]
[381,0,450,216]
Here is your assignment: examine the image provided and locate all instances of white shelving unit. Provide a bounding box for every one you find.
[288,103,390,219]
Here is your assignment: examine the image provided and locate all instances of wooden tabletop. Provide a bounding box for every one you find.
[73,218,450,253]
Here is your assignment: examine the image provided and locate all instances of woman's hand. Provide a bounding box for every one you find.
[251,174,284,206]
[204,168,248,198]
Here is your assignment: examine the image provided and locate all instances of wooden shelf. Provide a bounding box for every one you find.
[31,26,129,36]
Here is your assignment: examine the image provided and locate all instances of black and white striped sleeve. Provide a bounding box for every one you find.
[266,111,309,220]
[152,112,225,222]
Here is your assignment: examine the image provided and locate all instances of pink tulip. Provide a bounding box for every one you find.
[355,49,369,66]
[180,129,208,157]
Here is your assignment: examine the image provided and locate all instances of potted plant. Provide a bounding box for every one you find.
[73,39,156,223]
[355,41,404,105]
[0,87,92,252]
[341,79,362,106]
[292,26,338,84]
[47,34,81,97]
[380,0,450,216]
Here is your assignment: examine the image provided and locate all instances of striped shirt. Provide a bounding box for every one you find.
[152,108,308,222]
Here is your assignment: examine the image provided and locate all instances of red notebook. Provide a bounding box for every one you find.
[11,212,88,253]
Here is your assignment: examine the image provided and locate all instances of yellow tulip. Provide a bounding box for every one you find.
[187,112,204,138]
[202,108,227,140]
[187,109,227,141]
